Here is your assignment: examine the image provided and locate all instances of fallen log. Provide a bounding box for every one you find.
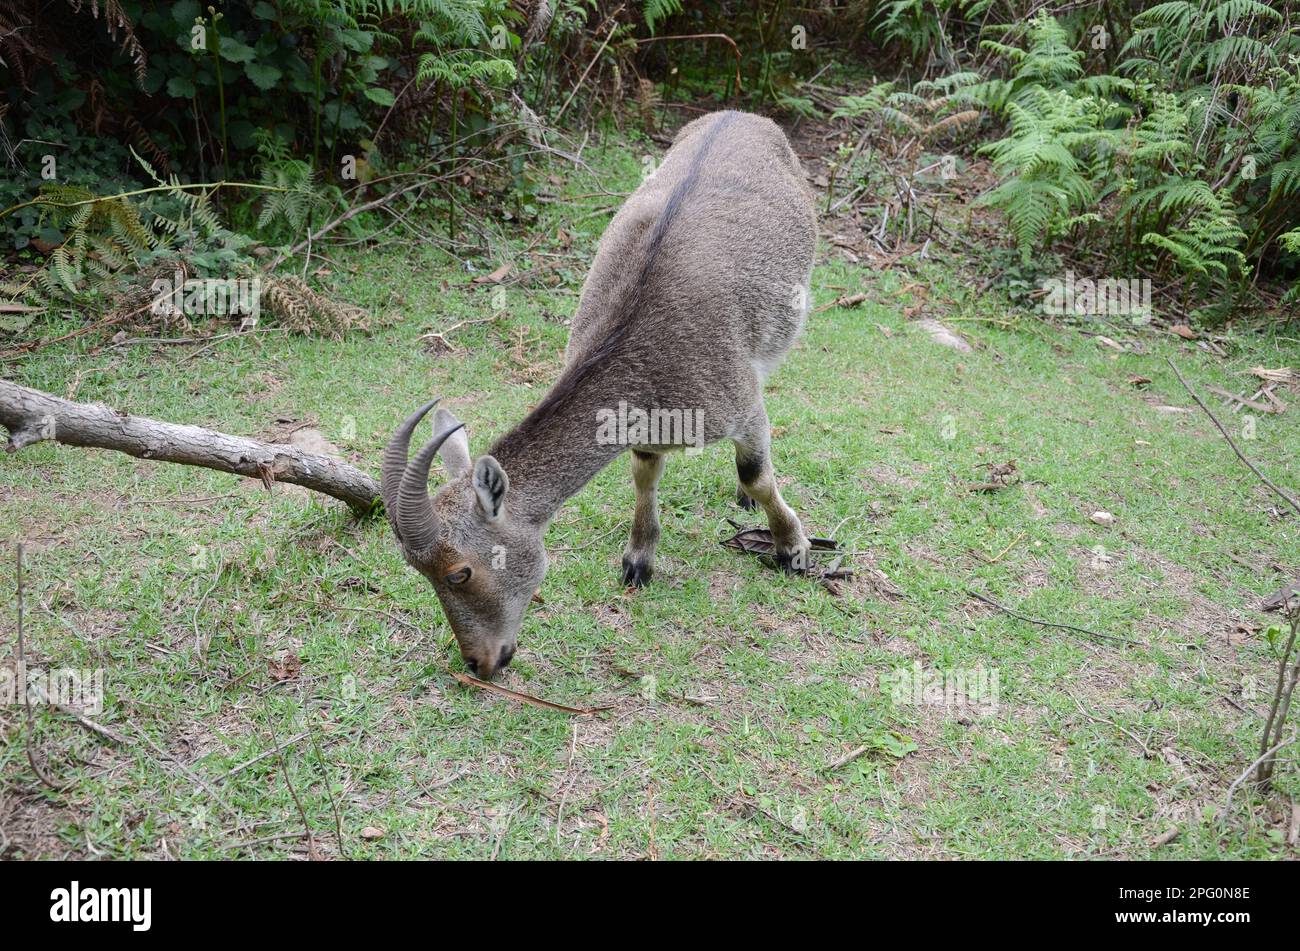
[0,381,380,515]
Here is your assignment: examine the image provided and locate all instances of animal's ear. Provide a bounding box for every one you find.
[434,408,471,479]
[472,455,509,521]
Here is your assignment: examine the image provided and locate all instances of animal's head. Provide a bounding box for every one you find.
[381,400,547,678]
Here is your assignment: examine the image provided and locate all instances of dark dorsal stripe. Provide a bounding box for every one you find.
[494,112,741,449]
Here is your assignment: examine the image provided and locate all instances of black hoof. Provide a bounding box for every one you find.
[621,556,653,587]
[736,488,758,511]
[774,547,811,574]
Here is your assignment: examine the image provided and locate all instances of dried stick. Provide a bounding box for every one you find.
[0,381,380,515]
[452,672,613,716]
[278,750,319,860]
[966,589,1139,645]
[1225,732,1298,819]
[1257,610,1300,788]
[15,543,68,791]
[1167,358,1300,519]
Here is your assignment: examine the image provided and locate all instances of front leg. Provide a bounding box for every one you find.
[622,450,665,587]
[733,407,811,572]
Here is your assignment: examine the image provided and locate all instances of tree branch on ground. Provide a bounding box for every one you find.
[0,381,380,515]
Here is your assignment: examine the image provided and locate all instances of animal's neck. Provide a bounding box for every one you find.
[488,362,633,525]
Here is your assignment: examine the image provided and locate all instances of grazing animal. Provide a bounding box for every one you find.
[382,110,817,678]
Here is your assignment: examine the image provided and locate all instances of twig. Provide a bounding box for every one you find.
[555,5,626,123]
[967,589,1139,645]
[1168,358,1300,519]
[219,832,308,852]
[221,731,310,781]
[634,33,744,94]
[25,679,130,746]
[0,180,286,222]
[0,298,156,360]
[823,745,870,771]
[555,722,580,846]
[278,750,319,860]
[192,559,224,662]
[307,722,344,857]
[490,802,521,861]
[1064,689,1154,758]
[15,543,69,791]
[1150,826,1180,848]
[452,672,613,716]
[1256,609,1300,788]
[1206,385,1284,415]
[1224,732,1298,819]
[0,380,380,514]
[270,177,435,268]
[415,315,498,352]
[129,719,238,819]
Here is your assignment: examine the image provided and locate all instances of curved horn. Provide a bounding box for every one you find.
[381,399,440,540]
[397,422,467,554]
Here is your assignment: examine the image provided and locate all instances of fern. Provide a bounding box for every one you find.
[643,0,683,35]
[1141,193,1248,280]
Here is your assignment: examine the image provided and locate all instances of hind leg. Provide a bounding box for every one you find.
[622,450,665,587]
[732,406,810,572]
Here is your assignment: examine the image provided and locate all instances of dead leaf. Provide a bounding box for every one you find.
[1229,622,1257,645]
[967,459,1020,492]
[1170,324,1198,340]
[360,826,385,840]
[719,520,847,587]
[720,520,840,557]
[814,292,868,314]
[1089,511,1116,526]
[471,263,512,285]
[1127,375,1152,387]
[268,653,302,682]
[1262,582,1299,613]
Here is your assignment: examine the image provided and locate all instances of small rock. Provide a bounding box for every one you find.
[1089,511,1116,526]
[360,826,385,840]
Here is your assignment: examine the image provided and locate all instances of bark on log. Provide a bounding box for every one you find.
[0,381,380,516]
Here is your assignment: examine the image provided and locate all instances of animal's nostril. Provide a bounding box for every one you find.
[499,644,515,669]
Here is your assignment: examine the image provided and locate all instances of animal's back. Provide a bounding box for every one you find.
[565,111,816,429]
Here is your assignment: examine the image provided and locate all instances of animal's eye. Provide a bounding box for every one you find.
[445,563,472,585]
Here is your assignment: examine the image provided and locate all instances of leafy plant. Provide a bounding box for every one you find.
[914,4,1299,316]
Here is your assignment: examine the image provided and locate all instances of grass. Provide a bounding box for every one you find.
[2,135,1299,859]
